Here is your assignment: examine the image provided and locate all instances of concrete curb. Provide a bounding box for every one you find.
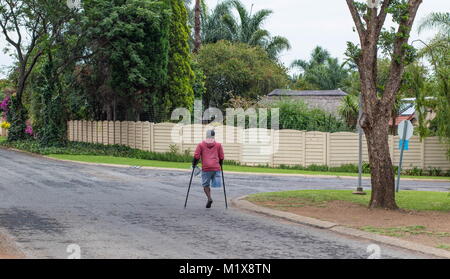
[0,228,27,259]
[233,195,450,259]
[0,147,446,183]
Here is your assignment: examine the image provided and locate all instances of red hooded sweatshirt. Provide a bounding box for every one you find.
[194,140,225,172]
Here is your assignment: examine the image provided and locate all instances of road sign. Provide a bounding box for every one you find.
[396,120,414,192]
[397,120,413,140]
[399,139,409,150]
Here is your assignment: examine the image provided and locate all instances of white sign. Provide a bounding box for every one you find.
[397,120,413,140]
[367,0,381,8]
[67,0,82,9]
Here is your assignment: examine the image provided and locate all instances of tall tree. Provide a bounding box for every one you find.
[196,41,288,109]
[78,0,171,121]
[164,0,195,118]
[0,0,75,140]
[415,12,450,153]
[345,0,423,209]
[193,0,202,53]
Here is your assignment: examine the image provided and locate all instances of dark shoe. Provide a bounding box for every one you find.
[206,200,213,208]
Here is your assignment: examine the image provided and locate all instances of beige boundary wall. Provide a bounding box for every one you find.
[67,120,450,171]
[0,127,7,137]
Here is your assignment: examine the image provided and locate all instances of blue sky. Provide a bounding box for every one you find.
[0,0,449,78]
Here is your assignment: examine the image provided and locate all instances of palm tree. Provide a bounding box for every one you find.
[418,12,450,35]
[291,46,349,90]
[338,95,359,130]
[200,1,234,44]
[224,0,290,59]
[416,12,450,154]
[291,46,331,72]
[200,0,290,60]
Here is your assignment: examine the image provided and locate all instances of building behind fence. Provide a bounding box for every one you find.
[67,120,450,171]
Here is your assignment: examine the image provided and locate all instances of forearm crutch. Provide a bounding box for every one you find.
[184,167,195,208]
[221,166,228,209]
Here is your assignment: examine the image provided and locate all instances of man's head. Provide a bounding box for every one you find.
[206,129,215,139]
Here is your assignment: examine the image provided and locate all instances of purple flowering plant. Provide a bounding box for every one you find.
[0,96,10,121]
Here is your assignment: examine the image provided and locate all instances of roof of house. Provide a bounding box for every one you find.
[268,89,348,97]
[389,114,416,126]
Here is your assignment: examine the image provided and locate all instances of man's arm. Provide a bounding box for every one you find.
[193,144,202,167]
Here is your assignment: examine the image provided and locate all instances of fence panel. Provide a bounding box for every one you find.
[222,125,242,162]
[241,128,274,166]
[114,122,121,145]
[96,121,102,144]
[154,123,178,153]
[66,121,450,170]
[102,121,108,145]
[305,132,327,166]
[424,137,450,171]
[135,122,143,150]
[0,127,7,137]
[329,132,359,167]
[392,135,422,169]
[142,122,152,152]
[127,121,136,148]
[273,130,304,167]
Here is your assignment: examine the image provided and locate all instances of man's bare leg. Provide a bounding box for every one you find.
[204,186,212,201]
[204,186,213,208]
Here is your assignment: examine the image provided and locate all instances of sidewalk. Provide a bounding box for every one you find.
[233,196,450,259]
[0,230,25,259]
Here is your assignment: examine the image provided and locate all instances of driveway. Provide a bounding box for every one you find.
[0,148,449,259]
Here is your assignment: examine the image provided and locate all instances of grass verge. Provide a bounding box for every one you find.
[47,154,450,180]
[437,244,450,251]
[1,139,449,180]
[246,190,450,212]
[246,190,450,251]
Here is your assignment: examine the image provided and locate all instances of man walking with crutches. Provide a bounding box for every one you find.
[191,130,225,209]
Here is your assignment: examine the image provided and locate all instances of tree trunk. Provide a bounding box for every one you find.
[364,120,398,209]
[193,0,202,53]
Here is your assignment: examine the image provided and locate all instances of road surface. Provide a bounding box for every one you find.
[0,148,449,259]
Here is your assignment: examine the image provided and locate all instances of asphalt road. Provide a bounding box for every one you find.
[0,148,449,259]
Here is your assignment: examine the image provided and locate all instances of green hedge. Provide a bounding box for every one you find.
[0,140,194,163]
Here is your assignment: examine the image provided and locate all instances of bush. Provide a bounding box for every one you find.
[0,140,193,163]
[267,100,350,132]
[0,140,242,166]
[196,41,289,109]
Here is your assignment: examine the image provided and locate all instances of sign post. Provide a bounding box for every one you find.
[353,94,365,195]
[396,120,413,192]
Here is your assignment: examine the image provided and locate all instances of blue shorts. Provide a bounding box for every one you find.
[201,171,222,188]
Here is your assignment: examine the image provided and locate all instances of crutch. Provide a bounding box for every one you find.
[221,165,228,209]
[184,167,195,208]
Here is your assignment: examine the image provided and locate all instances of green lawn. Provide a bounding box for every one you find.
[246,190,450,212]
[47,154,450,180]
[0,136,6,143]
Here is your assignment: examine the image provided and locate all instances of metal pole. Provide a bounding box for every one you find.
[396,121,408,193]
[221,166,228,209]
[354,94,365,195]
[184,167,195,208]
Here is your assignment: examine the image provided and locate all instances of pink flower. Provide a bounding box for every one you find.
[0,96,10,112]
[25,124,33,136]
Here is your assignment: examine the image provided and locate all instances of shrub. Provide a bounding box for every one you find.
[266,100,351,132]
